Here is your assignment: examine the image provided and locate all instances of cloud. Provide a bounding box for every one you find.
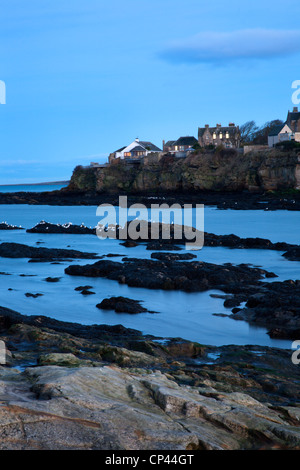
[159,29,300,65]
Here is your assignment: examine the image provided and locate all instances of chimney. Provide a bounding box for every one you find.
[205,124,209,128]
[228,122,235,126]
[162,140,165,149]
[216,123,221,128]
[293,107,298,113]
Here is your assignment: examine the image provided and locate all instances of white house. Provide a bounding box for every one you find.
[268,123,293,147]
[114,138,161,160]
[268,107,300,147]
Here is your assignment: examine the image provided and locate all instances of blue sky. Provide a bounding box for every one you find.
[0,0,300,184]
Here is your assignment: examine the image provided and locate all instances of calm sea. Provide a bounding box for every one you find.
[0,203,299,349]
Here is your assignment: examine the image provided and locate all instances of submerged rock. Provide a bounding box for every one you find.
[97,296,148,314]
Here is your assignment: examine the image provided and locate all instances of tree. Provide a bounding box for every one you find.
[252,120,284,145]
[239,121,259,144]
[240,119,284,145]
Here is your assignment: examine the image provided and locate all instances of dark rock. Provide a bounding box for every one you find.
[0,222,23,230]
[75,285,93,291]
[0,242,100,260]
[230,280,300,337]
[27,221,96,235]
[65,258,275,294]
[25,293,44,298]
[96,296,148,314]
[150,252,197,261]
[120,240,138,248]
[80,290,95,296]
[282,247,300,261]
[44,277,61,282]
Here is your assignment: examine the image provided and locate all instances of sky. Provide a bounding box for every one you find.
[0,0,300,184]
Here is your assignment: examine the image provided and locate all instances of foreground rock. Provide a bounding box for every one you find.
[0,306,300,450]
[0,242,100,261]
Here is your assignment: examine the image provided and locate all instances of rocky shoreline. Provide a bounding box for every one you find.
[0,187,300,211]
[0,305,300,450]
[0,198,299,450]
[25,220,300,261]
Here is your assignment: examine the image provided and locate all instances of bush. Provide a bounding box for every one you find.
[275,140,300,150]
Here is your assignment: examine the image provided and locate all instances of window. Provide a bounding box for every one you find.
[213,133,217,140]
[226,132,229,139]
[219,133,223,139]
[124,152,131,157]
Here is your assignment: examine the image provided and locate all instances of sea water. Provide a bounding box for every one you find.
[0,203,299,349]
[0,182,68,193]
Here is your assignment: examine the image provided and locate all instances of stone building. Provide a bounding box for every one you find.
[162,136,198,157]
[198,123,240,148]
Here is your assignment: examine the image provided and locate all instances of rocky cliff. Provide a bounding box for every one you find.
[68,148,300,194]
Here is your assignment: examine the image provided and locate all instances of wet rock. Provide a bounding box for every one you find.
[27,221,96,235]
[150,252,197,261]
[25,293,44,298]
[0,242,100,261]
[96,297,148,314]
[44,277,61,283]
[80,290,95,296]
[229,280,300,338]
[282,247,300,261]
[0,305,300,449]
[65,258,275,294]
[120,240,138,248]
[0,222,23,230]
[74,285,93,291]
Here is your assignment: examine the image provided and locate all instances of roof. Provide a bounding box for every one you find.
[113,146,126,153]
[198,126,239,137]
[164,140,176,147]
[173,136,198,146]
[114,140,162,155]
[287,110,300,132]
[268,124,286,137]
[139,141,162,152]
[131,146,147,152]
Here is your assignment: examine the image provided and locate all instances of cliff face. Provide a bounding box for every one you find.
[68,149,300,194]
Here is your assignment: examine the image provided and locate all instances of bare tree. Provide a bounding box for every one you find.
[252,120,284,145]
[239,121,259,144]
